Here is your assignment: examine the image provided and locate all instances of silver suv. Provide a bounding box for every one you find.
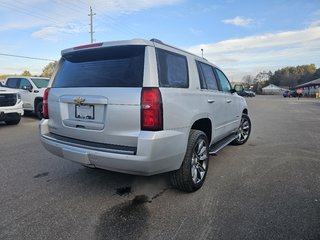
[40,39,251,192]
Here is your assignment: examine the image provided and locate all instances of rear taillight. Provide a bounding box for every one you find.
[141,88,163,131]
[43,88,50,119]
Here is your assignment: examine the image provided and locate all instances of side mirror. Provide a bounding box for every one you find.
[230,88,237,94]
[22,85,33,92]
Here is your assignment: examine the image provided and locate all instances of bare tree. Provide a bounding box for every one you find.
[242,75,255,85]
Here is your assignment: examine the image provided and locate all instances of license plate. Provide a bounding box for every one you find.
[75,105,94,119]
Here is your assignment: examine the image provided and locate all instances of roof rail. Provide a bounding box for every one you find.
[150,38,164,44]
[150,38,209,62]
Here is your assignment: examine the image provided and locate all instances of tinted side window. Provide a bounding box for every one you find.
[19,78,32,89]
[53,45,145,88]
[196,62,219,90]
[31,78,49,88]
[6,78,19,88]
[156,48,188,88]
[216,69,231,92]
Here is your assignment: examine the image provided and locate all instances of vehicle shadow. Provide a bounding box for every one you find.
[23,111,39,120]
[61,166,172,198]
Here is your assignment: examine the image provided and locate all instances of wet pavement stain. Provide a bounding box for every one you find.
[132,194,152,204]
[95,195,150,240]
[115,186,132,196]
[33,172,49,178]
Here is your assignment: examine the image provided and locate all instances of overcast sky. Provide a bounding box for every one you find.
[0,0,319,81]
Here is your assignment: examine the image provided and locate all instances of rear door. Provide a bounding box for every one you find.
[48,45,146,147]
[196,61,226,142]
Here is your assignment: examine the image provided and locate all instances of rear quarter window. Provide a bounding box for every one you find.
[52,45,145,88]
[156,48,189,88]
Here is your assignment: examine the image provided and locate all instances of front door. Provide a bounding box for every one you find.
[215,69,240,133]
[19,78,34,110]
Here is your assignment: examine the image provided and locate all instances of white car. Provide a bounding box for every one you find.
[40,39,251,192]
[4,76,49,119]
[0,86,24,125]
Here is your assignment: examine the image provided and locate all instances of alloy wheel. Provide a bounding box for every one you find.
[237,117,250,143]
[191,139,208,184]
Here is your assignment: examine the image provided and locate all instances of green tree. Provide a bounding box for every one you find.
[269,64,317,87]
[313,68,320,79]
[41,61,58,78]
[21,70,32,76]
[269,70,281,86]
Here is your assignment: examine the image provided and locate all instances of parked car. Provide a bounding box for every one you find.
[40,39,251,192]
[237,90,250,97]
[0,86,24,125]
[234,84,255,97]
[290,89,302,98]
[245,90,256,97]
[283,90,290,97]
[283,89,302,98]
[4,76,50,119]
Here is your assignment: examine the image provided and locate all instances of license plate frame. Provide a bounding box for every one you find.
[75,104,94,120]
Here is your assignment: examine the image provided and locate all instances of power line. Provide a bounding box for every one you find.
[76,0,144,38]
[0,1,60,26]
[0,53,56,61]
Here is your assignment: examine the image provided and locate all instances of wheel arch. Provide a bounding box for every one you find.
[242,108,248,115]
[190,118,212,144]
[34,97,43,109]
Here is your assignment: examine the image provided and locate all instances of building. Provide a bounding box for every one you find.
[295,78,320,97]
[262,84,286,95]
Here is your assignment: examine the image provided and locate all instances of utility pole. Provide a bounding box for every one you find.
[88,6,96,43]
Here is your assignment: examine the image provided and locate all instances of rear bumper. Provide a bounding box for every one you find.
[39,119,187,175]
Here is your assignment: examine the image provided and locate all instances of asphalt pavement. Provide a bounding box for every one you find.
[1,95,320,240]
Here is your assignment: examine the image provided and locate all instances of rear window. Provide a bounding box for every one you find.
[52,45,145,88]
[156,48,189,88]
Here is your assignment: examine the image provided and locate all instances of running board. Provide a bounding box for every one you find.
[209,133,237,155]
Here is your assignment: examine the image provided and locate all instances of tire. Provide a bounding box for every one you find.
[231,114,251,145]
[170,130,209,192]
[5,118,21,125]
[36,101,43,120]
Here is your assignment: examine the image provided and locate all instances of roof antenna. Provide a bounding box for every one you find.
[201,48,204,58]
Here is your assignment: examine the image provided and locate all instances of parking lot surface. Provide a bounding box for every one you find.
[1,95,320,240]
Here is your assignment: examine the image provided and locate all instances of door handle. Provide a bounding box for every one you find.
[207,99,215,103]
[226,99,232,103]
